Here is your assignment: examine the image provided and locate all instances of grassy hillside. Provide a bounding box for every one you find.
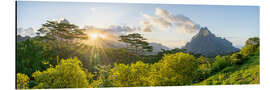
[195,53,259,85]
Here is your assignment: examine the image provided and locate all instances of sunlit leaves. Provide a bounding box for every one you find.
[211,56,232,72]
[197,55,260,85]
[32,58,91,88]
[240,37,260,56]
[108,61,151,87]
[16,73,30,89]
[149,52,198,86]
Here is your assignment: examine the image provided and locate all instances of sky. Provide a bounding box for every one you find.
[17,1,259,48]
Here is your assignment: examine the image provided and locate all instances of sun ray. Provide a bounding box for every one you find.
[77,29,115,69]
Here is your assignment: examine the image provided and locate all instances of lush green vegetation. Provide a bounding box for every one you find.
[31,58,92,88]
[16,73,30,89]
[195,37,260,85]
[195,52,259,85]
[16,20,260,89]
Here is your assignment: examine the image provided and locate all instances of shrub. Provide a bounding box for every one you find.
[149,52,199,86]
[32,58,91,88]
[195,56,212,82]
[230,53,245,65]
[16,39,52,76]
[212,56,232,72]
[241,45,258,56]
[16,73,30,89]
[89,65,112,87]
[240,37,259,56]
[108,61,151,87]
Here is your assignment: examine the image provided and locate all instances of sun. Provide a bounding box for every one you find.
[89,33,106,40]
[99,34,106,38]
[81,31,112,47]
[90,33,98,39]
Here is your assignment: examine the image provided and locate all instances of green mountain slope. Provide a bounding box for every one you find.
[195,53,259,85]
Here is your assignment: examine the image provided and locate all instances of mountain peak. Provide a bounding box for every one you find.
[184,27,239,57]
[198,27,212,36]
[191,27,214,40]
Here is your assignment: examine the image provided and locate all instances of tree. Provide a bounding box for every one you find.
[38,19,87,42]
[245,37,259,46]
[107,63,130,87]
[230,52,245,65]
[240,37,260,56]
[197,56,210,64]
[119,33,153,55]
[35,19,90,66]
[108,61,151,87]
[212,56,232,72]
[196,56,211,81]
[140,48,186,64]
[37,20,87,60]
[17,73,30,89]
[16,39,52,76]
[90,65,113,87]
[149,52,199,86]
[105,48,140,64]
[32,58,91,88]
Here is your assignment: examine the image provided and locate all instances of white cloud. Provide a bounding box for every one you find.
[17,27,36,37]
[143,13,171,29]
[90,8,96,13]
[83,25,139,35]
[140,20,152,32]
[141,8,201,33]
[106,25,139,34]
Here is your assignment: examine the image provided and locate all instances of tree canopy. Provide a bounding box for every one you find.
[16,73,30,89]
[32,58,91,88]
[38,20,87,41]
[119,33,153,55]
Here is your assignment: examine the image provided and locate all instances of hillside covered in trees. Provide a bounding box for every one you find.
[16,20,260,89]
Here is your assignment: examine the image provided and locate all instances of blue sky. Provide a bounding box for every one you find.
[17,1,259,48]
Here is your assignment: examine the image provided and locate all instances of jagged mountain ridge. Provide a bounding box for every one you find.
[183,27,239,57]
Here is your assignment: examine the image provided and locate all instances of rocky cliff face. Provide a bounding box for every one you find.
[183,27,239,57]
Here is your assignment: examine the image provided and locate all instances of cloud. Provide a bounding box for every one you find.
[82,25,141,46]
[140,20,152,32]
[106,25,139,34]
[173,15,201,33]
[17,19,72,37]
[155,8,171,18]
[141,8,201,33]
[83,25,139,35]
[143,13,171,29]
[17,27,36,37]
[90,8,96,13]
